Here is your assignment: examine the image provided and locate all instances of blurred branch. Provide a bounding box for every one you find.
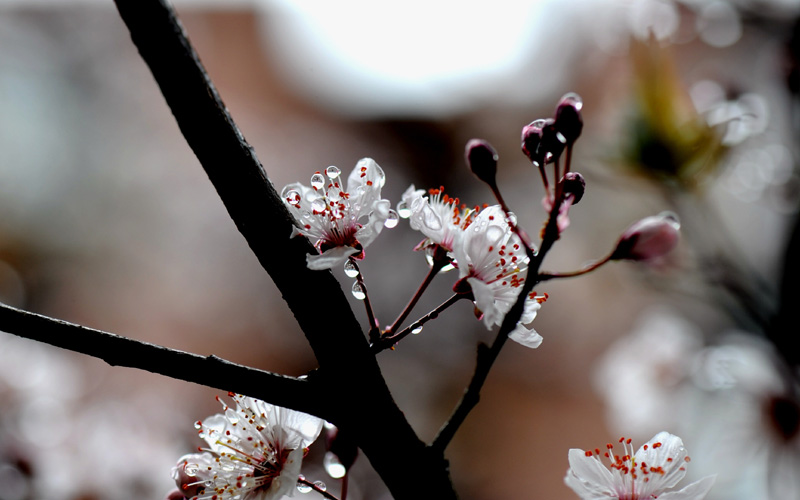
[0,303,320,415]
[111,0,456,497]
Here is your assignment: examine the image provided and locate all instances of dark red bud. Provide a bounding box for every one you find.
[554,92,583,144]
[521,119,546,163]
[465,139,499,186]
[539,119,566,164]
[562,172,586,205]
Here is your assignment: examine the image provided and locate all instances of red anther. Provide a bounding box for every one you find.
[653,442,662,448]
[626,438,632,444]
[644,445,649,450]
[607,444,614,449]
[585,450,593,457]
[684,456,691,462]
[228,392,236,397]
[619,437,625,443]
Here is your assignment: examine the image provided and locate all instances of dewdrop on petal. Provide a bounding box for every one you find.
[611,212,681,262]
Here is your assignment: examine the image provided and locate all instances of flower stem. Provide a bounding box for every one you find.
[298,477,340,500]
[349,258,381,343]
[537,253,613,281]
[385,247,449,335]
[372,294,465,354]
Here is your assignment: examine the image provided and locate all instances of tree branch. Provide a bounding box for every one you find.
[110,1,457,497]
[0,302,321,416]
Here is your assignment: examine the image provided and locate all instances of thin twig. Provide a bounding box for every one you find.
[385,251,449,335]
[537,253,613,281]
[372,294,464,354]
[298,477,340,500]
[348,258,380,342]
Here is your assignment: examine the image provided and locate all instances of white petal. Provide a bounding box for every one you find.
[306,246,359,270]
[264,447,305,500]
[467,277,503,329]
[564,449,617,499]
[508,323,543,348]
[634,431,689,495]
[659,475,716,500]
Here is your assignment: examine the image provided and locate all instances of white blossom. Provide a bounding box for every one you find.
[171,394,324,500]
[452,205,545,348]
[281,159,393,270]
[399,185,479,253]
[565,431,715,500]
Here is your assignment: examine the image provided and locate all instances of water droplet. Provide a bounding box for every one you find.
[530,118,548,130]
[397,201,412,218]
[343,260,360,278]
[351,281,366,300]
[375,165,386,188]
[384,209,399,228]
[327,189,342,203]
[301,210,311,218]
[311,197,327,213]
[194,421,202,430]
[559,92,583,111]
[204,480,215,488]
[310,173,326,190]
[313,481,327,492]
[324,452,347,479]
[283,189,301,206]
[411,324,423,335]
[184,464,200,476]
[296,482,312,494]
[325,166,341,179]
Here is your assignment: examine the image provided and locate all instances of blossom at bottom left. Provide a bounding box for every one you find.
[168,394,324,500]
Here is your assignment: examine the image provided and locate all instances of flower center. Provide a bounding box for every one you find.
[582,437,689,499]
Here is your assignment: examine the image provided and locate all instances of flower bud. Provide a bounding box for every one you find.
[554,92,583,144]
[611,212,680,261]
[539,119,566,164]
[465,139,499,186]
[165,490,187,500]
[562,172,586,205]
[521,119,545,163]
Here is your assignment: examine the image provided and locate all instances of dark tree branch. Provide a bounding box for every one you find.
[0,303,322,416]
[110,1,457,498]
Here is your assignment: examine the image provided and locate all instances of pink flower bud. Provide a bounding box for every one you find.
[611,212,680,261]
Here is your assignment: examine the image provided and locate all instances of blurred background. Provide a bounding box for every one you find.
[1,0,799,499]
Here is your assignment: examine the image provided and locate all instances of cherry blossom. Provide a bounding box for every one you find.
[281,158,394,270]
[399,185,480,254]
[452,205,545,348]
[565,431,715,500]
[170,394,324,500]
